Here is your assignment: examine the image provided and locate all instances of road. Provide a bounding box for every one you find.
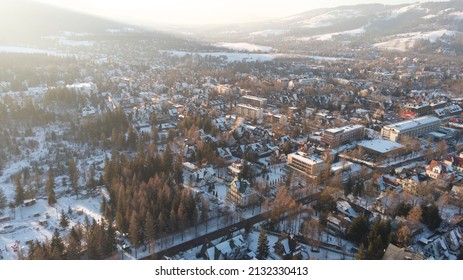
[142,192,320,259]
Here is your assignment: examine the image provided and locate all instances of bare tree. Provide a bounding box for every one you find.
[396,225,411,246]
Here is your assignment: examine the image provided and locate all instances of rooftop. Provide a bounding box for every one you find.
[357,140,404,154]
[384,116,440,132]
[289,151,324,165]
[325,124,364,134]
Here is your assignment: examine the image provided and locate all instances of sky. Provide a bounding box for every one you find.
[33,0,448,26]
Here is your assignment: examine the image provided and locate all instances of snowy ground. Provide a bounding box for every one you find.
[169,226,355,261]
[0,195,103,260]
[0,122,107,260]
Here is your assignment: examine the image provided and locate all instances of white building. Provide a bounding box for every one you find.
[381,116,441,142]
[235,104,263,121]
[286,151,324,176]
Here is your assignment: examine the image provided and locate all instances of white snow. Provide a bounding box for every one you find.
[385,3,426,20]
[163,50,274,62]
[450,11,463,20]
[374,30,459,51]
[0,45,62,56]
[212,42,273,52]
[302,10,361,28]
[0,195,103,260]
[299,26,366,41]
[249,29,287,37]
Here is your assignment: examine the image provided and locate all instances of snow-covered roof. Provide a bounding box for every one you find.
[357,139,404,154]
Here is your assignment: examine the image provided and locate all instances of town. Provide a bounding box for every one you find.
[1,0,463,261]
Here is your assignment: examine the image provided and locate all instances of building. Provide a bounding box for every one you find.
[322,125,364,148]
[235,104,263,121]
[382,244,424,260]
[425,160,453,180]
[357,140,405,159]
[286,151,324,176]
[381,116,441,142]
[227,177,256,207]
[241,95,267,108]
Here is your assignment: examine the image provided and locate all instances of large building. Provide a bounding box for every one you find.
[241,95,267,108]
[287,151,324,176]
[235,104,263,121]
[381,116,441,142]
[322,125,364,148]
[227,177,256,207]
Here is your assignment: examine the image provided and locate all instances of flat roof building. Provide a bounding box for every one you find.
[235,104,263,121]
[322,125,364,148]
[381,116,441,142]
[287,151,324,176]
[241,95,267,108]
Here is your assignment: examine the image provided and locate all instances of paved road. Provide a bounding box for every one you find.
[142,192,321,259]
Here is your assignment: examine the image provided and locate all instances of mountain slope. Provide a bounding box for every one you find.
[0,0,134,43]
[187,1,463,54]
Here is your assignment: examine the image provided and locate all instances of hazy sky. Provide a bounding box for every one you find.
[34,0,447,26]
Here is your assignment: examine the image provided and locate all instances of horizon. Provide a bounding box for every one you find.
[31,0,450,27]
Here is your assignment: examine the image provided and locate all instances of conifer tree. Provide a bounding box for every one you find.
[355,243,366,260]
[14,173,25,206]
[50,228,65,260]
[59,209,70,229]
[0,188,7,213]
[144,212,155,253]
[257,228,270,260]
[129,212,138,257]
[68,159,79,198]
[46,168,57,205]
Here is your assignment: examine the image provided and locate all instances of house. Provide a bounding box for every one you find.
[443,154,463,173]
[217,147,233,162]
[336,200,358,219]
[205,235,247,260]
[23,199,36,207]
[193,166,216,187]
[273,234,303,259]
[226,177,256,207]
[426,160,453,180]
[382,243,424,260]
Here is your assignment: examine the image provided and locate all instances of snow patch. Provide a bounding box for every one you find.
[299,26,366,41]
[374,30,458,51]
[249,29,288,37]
[302,9,361,28]
[212,42,273,52]
[0,45,62,56]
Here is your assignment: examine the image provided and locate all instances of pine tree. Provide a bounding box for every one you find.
[0,188,7,213]
[67,227,82,260]
[144,213,155,253]
[344,176,354,196]
[129,212,138,257]
[59,209,70,229]
[50,228,65,260]
[68,159,79,198]
[86,164,97,194]
[14,173,25,206]
[347,215,368,244]
[355,243,366,260]
[257,228,270,260]
[46,168,57,205]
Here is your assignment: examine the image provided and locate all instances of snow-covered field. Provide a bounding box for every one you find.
[0,195,103,260]
[302,9,362,29]
[0,45,63,56]
[0,122,106,260]
[212,42,273,52]
[299,27,366,41]
[163,50,274,62]
[249,29,287,37]
[374,29,459,51]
